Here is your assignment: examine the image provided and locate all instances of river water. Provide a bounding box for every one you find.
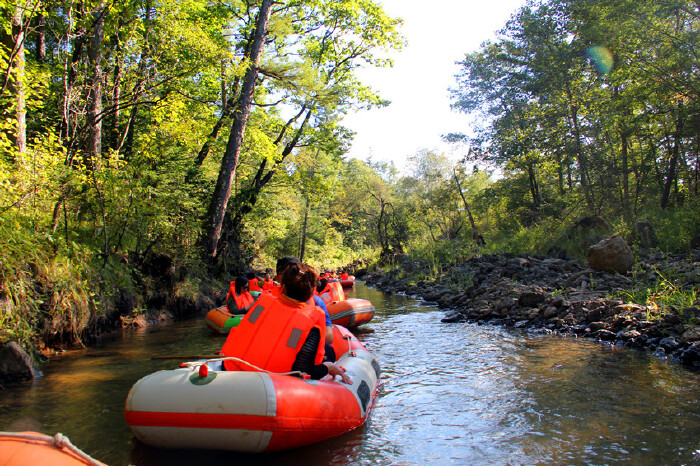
[1,283,699,465]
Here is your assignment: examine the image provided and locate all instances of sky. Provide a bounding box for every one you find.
[341,0,527,174]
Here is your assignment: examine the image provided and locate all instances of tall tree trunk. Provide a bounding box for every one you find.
[453,168,485,246]
[527,163,541,209]
[661,106,683,209]
[223,107,313,244]
[61,4,86,145]
[2,4,27,155]
[86,1,106,166]
[620,128,630,219]
[299,196,310,261]
[556,152,565,195]
[205,0,273,260]
[109,23,122,151]
[35,12,46,63]
[565,80,594,210]
[13,4,26,155]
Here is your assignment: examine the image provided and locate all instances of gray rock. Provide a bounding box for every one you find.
[0,342,42,383]
[518,290,546,307]
[588,235,634,274]
[659,337,680,352]
[594,329,617,341]
[617,329,642,340]
[680,342,700,365]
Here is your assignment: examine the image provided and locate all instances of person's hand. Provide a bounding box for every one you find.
[324,362,352,384]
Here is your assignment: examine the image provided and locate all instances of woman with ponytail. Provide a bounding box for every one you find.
[220,262,350,383]
[279,263,348,382]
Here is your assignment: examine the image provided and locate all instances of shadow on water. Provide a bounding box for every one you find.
[1,282,699,465]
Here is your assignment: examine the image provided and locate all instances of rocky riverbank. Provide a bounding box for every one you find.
[360,250,700,369]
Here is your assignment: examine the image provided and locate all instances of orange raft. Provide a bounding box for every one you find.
[340,276,356,288]
[205,305,244,334]
[124,325,380,453]
[0,431,106,466]
[326,298,375,328]
[320,282,375,328]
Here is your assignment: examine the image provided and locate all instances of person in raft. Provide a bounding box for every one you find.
[226,276,255,315]
[220,262,351,383]
[270,257,334,347]
[262,269,275,291]
[246,272,263,294]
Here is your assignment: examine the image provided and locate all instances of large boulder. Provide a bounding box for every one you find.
[0,342,42,383]
[588,235,634,274]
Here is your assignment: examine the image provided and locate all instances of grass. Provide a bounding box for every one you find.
[613,266,698,321]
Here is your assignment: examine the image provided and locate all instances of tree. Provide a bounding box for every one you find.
[205,0,403,266]
[1,0,28,155]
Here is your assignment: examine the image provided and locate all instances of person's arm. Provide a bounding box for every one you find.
[292,328,328,379]
[226,295,251,315]
[292,328,351,383]
[313,295,334,344]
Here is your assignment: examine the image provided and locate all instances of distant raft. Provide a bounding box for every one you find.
[124,325,380,452]
[319,281,374,328]
[0,431,106,466]
[340,276,356,288]
[327,298,375,328]
[205,305,244,334]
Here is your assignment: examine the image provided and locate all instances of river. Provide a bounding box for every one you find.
[1,283,699,465]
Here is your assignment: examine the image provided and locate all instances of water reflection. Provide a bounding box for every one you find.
[0,282,698,465]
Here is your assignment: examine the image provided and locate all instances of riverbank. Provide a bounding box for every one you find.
[360,250,700,369]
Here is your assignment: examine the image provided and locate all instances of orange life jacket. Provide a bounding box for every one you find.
[341,272,349,280]
[248,278,263,292]
[221,293,326,373]
[262,278,274,292]
[226,282,255,310]
[234,291,254,310]
[264,283,282,297]
[319,281,345,303]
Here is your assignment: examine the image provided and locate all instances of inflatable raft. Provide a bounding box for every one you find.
[205,305,244,334]
[124,325,380,452]
[327,298,375,328]
[0,431,106,466]
[340,276,355,288]
[320,282,374,328]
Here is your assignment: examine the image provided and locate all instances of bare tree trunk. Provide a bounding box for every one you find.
[527,163,541,209]
[2,4,27,155]
[205,0,273,259]
[565,80,594,210]
[453,168,485,246]
[86,1,106,166]
[620,128,630,219]
[36,13,46,63]
[14,5,26,155]
[109,23,122,151]
[61,3,86,145]
[661,106,683,209]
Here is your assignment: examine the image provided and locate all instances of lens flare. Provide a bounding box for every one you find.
[585,45,613,75]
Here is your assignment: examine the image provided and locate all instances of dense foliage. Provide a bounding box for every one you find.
[1,0,698,351]
[447,0,699,254]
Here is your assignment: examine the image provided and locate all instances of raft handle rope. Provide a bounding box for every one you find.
[180,356,309,378]
[0,431,107,466]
